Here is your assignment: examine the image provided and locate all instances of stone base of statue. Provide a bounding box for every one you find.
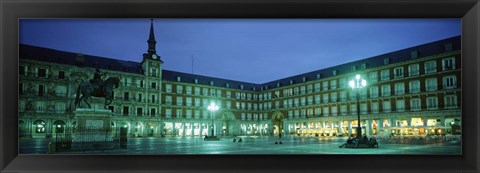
[203,135,220,141]
[71,108,117,150]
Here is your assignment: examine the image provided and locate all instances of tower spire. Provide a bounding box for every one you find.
[147,18,157,54]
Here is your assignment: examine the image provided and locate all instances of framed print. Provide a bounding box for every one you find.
[1,0,480,173]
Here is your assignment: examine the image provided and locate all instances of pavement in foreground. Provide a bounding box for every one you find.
[20,136,461,155]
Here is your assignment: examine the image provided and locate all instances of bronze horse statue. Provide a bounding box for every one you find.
[74,77,120,109]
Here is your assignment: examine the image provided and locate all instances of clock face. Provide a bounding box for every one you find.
[152,54,157,59]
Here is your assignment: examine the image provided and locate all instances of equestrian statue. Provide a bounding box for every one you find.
[75,68,120,109]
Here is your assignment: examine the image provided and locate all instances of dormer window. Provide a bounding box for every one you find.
[384,58,390,65]
[411,50,418,59]
[332,70,337,76]
[316,74,321,79]
[445,43,453,52]
[352,65,357,71]
[194,79,198,84]
[176,76,181,82]
[240,85,244,90]
[210,81,214,86]
[277,83,281,87]
[253,87,256,91]
[302,77,306,83]
[361,63,368,69]
[226,83,230,88]
[290,80,294,85]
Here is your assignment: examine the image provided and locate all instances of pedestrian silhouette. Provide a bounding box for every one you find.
[279,141,283,144]
[275,141,278,144]
[233,138,236,143]
[238,138,242,143]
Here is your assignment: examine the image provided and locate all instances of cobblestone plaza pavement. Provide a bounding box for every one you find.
[20,136,461,155]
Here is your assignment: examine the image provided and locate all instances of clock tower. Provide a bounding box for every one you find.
[142,19,163,62]
[141,19,163,120]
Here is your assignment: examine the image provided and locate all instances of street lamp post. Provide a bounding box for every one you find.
[206,102,220,141]
[349,74,367,138]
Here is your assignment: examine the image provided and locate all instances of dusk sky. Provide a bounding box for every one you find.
[19,19,460,84]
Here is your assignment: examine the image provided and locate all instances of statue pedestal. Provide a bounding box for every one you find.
[71,108,116,150]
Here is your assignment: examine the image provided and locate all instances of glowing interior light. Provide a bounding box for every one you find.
[349,80,355,89]
[355,74,361,80]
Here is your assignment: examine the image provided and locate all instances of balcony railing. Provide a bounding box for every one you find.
[443,85,457,90]
[409,70,419,76]
[426,86,438,92]
[425,67,437,73]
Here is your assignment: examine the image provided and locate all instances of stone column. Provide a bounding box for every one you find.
[348,120,352,137]
[377,119,383,136]
[364,119,370,136]
[338,121,344,135]
[46,120,52,138]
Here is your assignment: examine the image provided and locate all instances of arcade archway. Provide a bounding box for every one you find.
[272,112,284,137]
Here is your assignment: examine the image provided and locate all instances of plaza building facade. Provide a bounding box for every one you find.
[18,21,461,139]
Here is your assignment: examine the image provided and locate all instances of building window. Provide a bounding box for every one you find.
[124,92,129,101]
[176,76,181,82]
[333,70,337,76]
[322,93,329,103]
[37,68,46,78]
[425,60,437,73]
[340,91,347,101]
[151,95,156,103]
[360,103,367,114]
[314,83,321,92]
[194,79,198,84]
[194,87,200,95]
[58,71,65,79]
[186,86,192,94]
[394,67,404,78]
[408,64,419,76]
[350,104,357,115]
[443,75,457,89]
[123,106,129,116]
[340,105,347,115]
[442,57,455,71]
[176,109,182,118]
[323,107,329,116]
[176,97,183,106]
[425,78,438,92]
[371,102,379,113]
[322,81,329,91]
[151,82,156,89]
[369,86,378,98]
[137,108,143,116]
[150,69,157,77]
[330,80,337,89]
[427,97,438,110]
[381,69,390,81]
[138,93,142,102]
[203,88,209,96]
[150,108,156,117]
[410,98,421,111]
[409,80,420,93]
[410,51,418,59]
[315,95,321,104]
[394,83,405,95]
[382,101,391,113]
[186,97,192,106]
[369,71,378,83]
[108,106,114,113]
[396,100,405,112]
[381,85,391,97]
[339,78,347,88]
[444,95,457,108]
[176,85,183,94]
[330,92,337,102]
[383,58,389,65]
[38,84,44,96]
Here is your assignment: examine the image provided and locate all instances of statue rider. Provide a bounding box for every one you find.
[90,68,105,90]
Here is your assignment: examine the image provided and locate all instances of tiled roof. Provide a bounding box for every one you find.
[19,35,460,91]
[261,35,461,89]
[19,44,144,74]
[162,70,258,90]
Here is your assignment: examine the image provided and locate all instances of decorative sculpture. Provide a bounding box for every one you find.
[74,69,120,109]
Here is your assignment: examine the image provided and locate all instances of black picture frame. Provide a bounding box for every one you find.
[1,0,479,173]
